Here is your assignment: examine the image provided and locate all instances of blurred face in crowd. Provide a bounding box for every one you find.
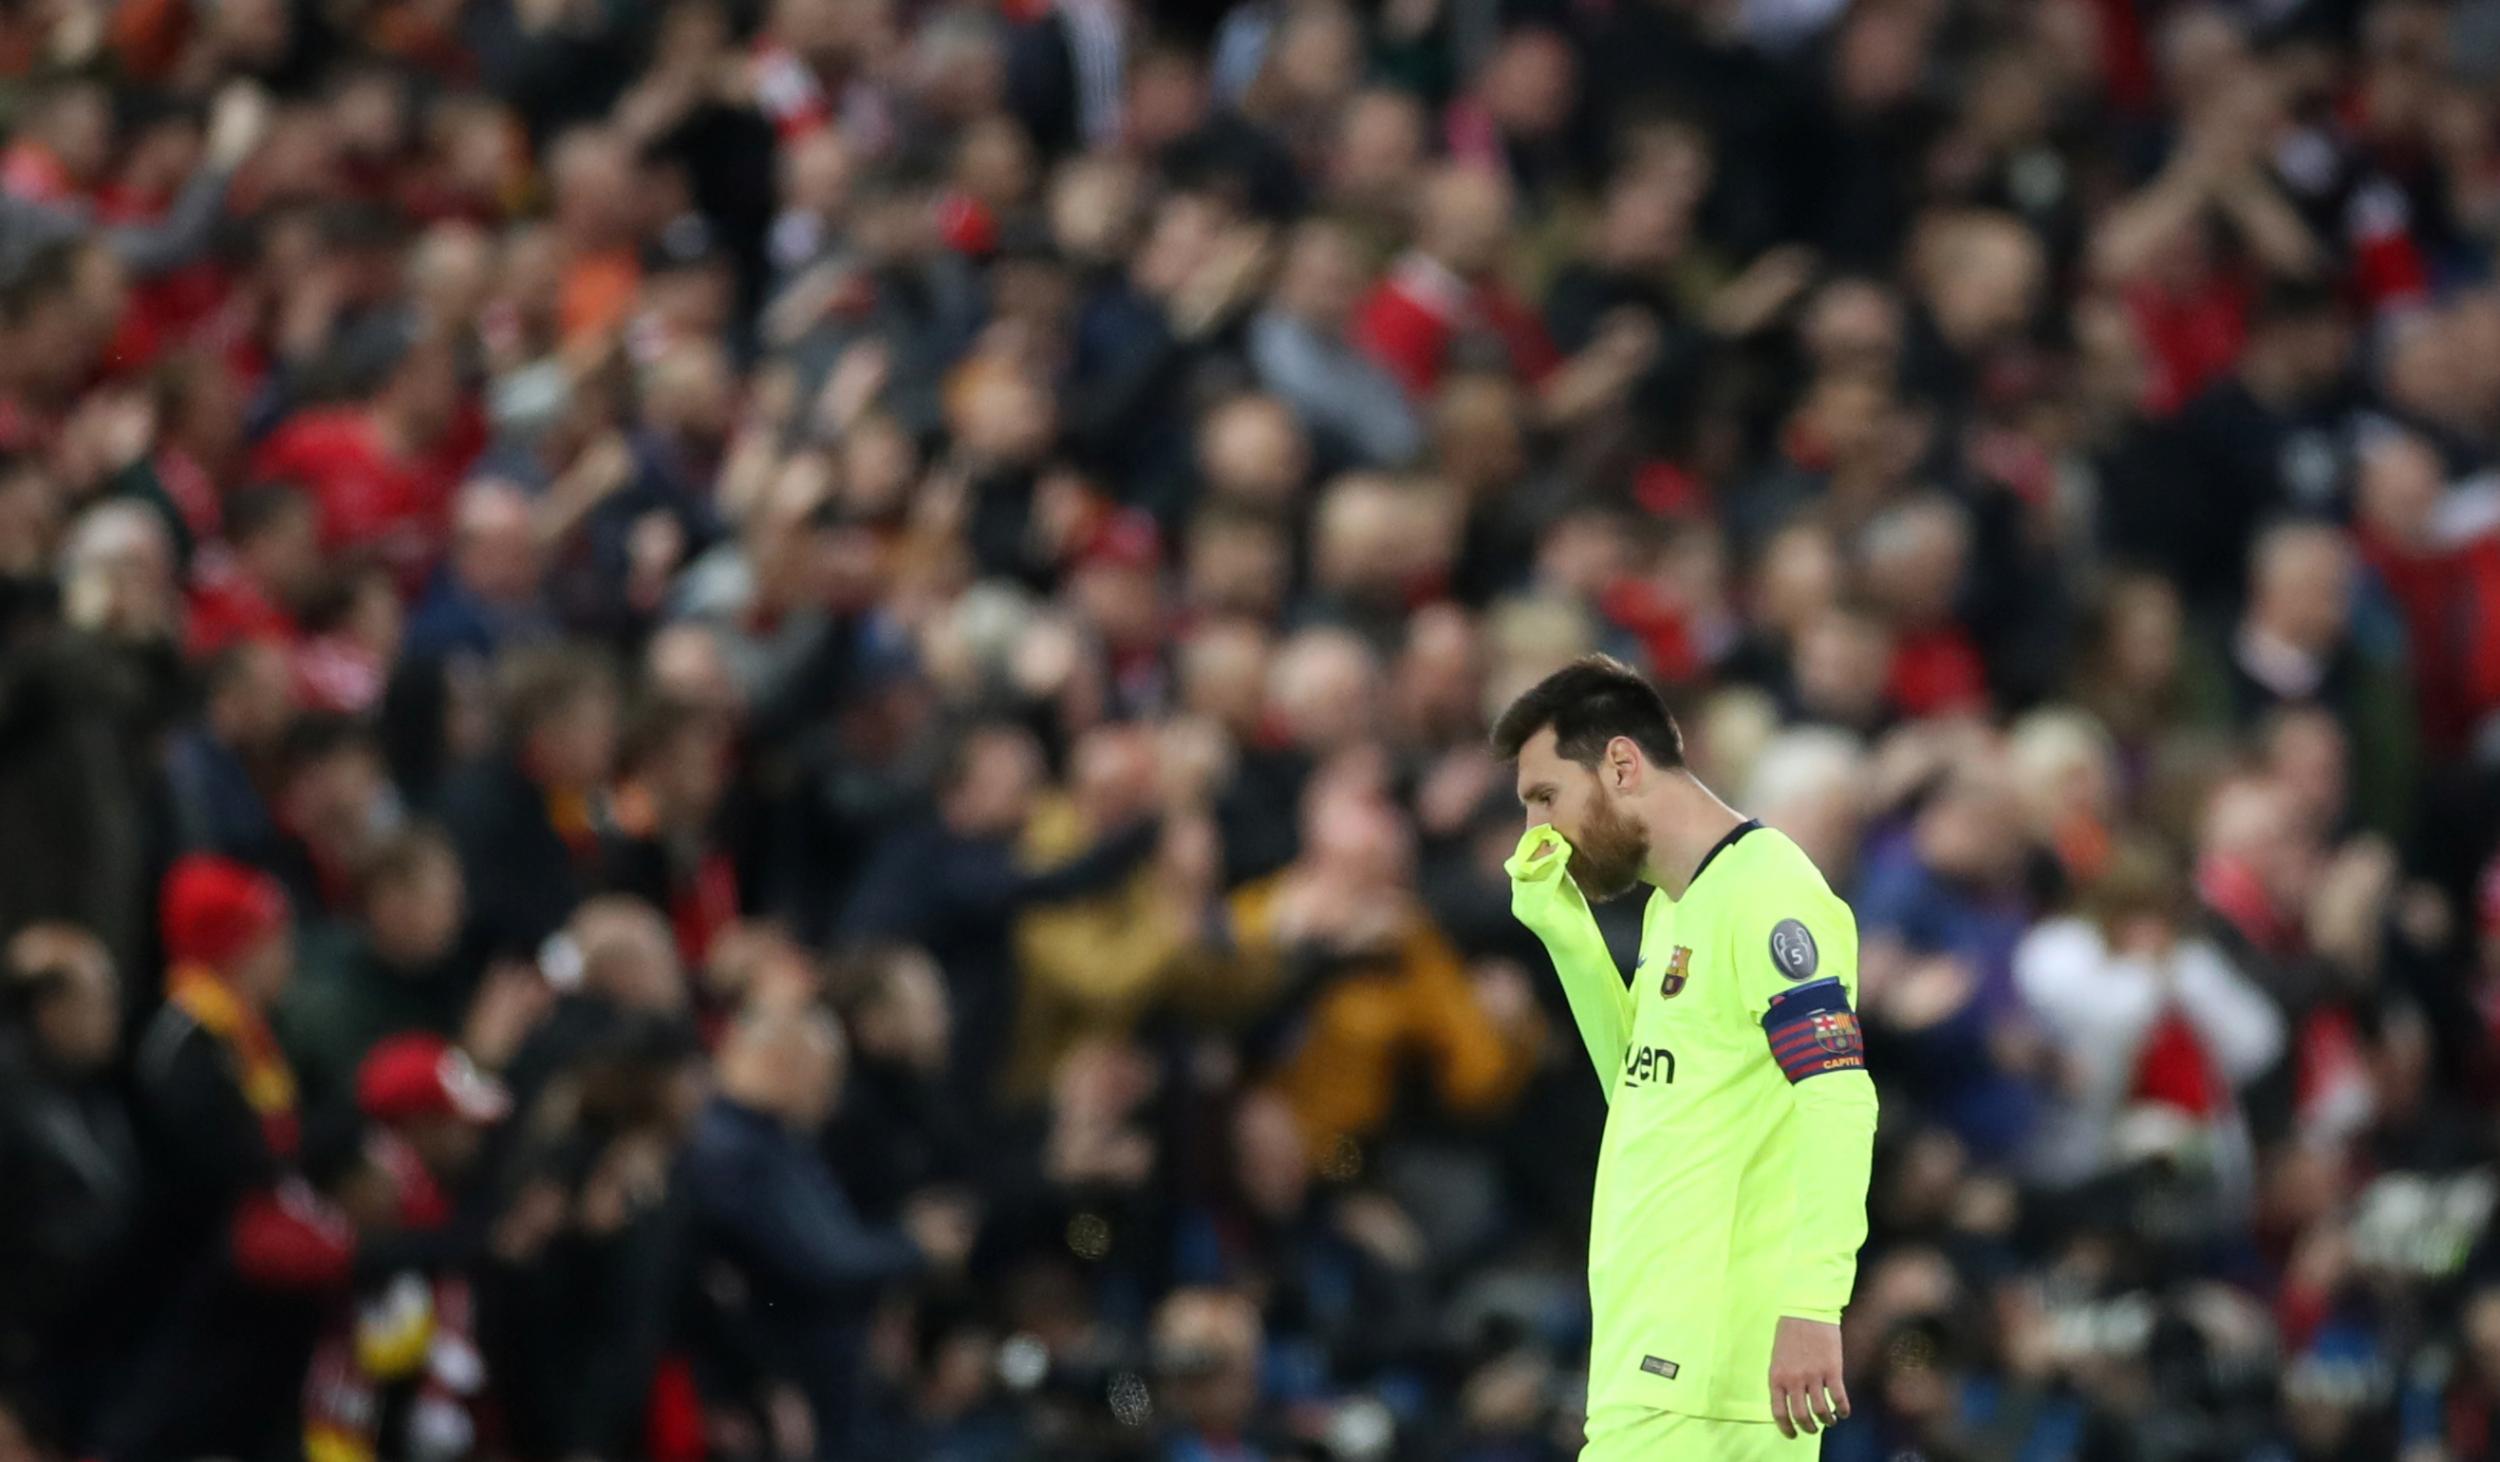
[1395,604,1482,740]
[2261,707,2348,835]
[1918,213,2042,354]
[2097,574,2183,694]
[1268,629,1380,755]
[1481,28,1577,139]
[1419,166,1515,279]
[949,360,1056,467]
[2379,310,2476,433]
[575,897,686,1012]
[1180,619,1273,739]
[214,640,298,751]
[1753,523,1843,640]
[1597,168,1693,273]
[1273,220,1368,331]
[642,718,731,829]
[1749,732,1868,885]
[1047,155,1142,265]
[549,129,637,250]
[2354,431,2443,550]
[207,0,293,68]
[1154,1289,1263,1437]
[1126,48,1209,154]
[772,0,891,69]
[1231,1088,1308,1219]
[1265,2,1361,113]
[9,925,120,1073]
[645,341,738,447]
[233,921,297,1010]
[1431,376,1528,499]
[453,480,541,605]
[1313,474,1416,601]
[66,483,158,603]
[1835,1,1930,112]
[2247,524,2352,655]
[1860,497,1971,627]
[33,83,112,183]
[1512,725,1652,902]
[1331,88,1426,203]
[0,465,58,577]
[1916,766,2024,883]
[238,493,321,604]
[2200,776,2319,910]
[2006,711,2116,845]
[646,623,742,717]
[1199,395,1310,514]
[369,846,464,969]
[1802,280,1905,379]
[943,727,1043,839]
[281,740,390,861]
[1186,511,1290,621]
[1794,605,1894,729]
[955,115,1035,213]
[1072,724,1157,829]
[853,950,950,1075]
[528,682,621,793]
[384,334,463,445]
[401,1109,489,1186]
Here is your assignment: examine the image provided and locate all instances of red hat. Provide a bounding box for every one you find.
[160,855,290,970]
[357,1034,512,1126]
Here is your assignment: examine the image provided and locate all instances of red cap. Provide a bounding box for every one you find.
[160,855,290,970]
[357,1034,512,1126]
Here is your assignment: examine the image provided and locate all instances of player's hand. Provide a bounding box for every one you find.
[1503,823,1591,935]
[1768,1316,1849,1438]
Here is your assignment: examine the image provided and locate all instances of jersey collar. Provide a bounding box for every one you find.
[1688,818,1763,891]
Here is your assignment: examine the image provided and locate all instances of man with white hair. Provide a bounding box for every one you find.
[1745,728,1870,886]
[405,478,554,662]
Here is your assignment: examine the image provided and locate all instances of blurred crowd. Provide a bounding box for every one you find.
[3,0,2500,1458]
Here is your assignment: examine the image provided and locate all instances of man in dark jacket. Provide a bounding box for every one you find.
[279,825,475,1111]
[110,855,357,1462]
[0,924,140,1448]
[688,997,973,1457]
[439,646,622,959]
[837,722,1157,1097]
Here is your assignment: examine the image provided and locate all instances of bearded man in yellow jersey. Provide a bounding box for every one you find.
[1491,656,1878,1460]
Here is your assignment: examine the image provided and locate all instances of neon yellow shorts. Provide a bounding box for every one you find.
[1580,1408,1824,1461]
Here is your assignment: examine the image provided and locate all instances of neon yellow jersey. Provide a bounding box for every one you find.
[1506,820,1879,1430]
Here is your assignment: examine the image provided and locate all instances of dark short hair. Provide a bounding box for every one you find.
[225,483,312,545]
[498,645,619,739]
[1490,655,1684,769]
[358,822,457,903]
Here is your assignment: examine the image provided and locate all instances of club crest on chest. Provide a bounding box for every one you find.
[1658,944,1691,998]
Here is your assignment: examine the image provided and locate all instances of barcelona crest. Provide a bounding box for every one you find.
[1811,1010,1863,1056]
[1659,945,1691,999]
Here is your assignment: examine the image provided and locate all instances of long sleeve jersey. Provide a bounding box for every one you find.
[1508,820,1878,1431]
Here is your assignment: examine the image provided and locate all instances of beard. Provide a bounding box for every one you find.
[1567,793,1651,903]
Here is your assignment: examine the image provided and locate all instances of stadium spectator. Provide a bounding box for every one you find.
[0,924,136,1446]
[115,854,351,1462]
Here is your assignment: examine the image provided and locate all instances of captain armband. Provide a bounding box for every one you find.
[1762,979,1866,1084]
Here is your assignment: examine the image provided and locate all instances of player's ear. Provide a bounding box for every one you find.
[1605,735,1641,791]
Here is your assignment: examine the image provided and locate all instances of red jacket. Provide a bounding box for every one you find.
[1353,253,1559,401]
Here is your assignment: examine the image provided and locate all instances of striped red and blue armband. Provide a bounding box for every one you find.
[1762,979,1867,1084]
